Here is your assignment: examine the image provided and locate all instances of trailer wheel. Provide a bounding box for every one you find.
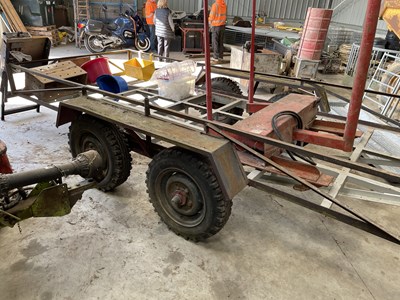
[68,115,132,191]
[146,148,232,241]
[200,77,244,124]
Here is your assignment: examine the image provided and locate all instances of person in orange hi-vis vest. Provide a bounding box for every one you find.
[209,0,227,62]
[145,0,158,52]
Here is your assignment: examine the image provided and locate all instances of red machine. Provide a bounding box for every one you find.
[203,0,381,152]
[0,140,12,174]
[199,0,382,188]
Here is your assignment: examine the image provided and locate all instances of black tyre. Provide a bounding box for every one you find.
[208,77,244,124]
[146,148,232,241]
[211,77,242,95]
[68,115,132,191]
[135,37,151,52]
[84,34,106,53]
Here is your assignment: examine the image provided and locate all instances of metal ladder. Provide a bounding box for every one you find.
[74,0,90,47]
[363,52,400,118]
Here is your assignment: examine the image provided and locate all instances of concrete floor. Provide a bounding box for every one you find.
[0,45,399,300]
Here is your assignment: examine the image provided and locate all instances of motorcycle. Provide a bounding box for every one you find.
[78,5,150,53]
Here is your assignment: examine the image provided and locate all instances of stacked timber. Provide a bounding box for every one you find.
[339,44,352,66]
[26,26,59,47]
[0,0,26,32]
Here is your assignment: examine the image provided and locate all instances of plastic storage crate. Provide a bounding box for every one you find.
[153,60,197,101]
[157,75,196,101]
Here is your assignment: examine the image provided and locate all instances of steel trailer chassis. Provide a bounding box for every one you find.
[2,44,400,242]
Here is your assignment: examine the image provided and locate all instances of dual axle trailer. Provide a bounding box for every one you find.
[1,48,400,243]
[1,0,400,244]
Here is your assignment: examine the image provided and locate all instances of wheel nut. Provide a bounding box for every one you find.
[171,194,182,206]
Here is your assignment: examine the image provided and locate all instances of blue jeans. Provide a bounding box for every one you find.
[149,25,156,52]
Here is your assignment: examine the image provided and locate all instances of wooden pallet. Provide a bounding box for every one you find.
[26,26,59,47]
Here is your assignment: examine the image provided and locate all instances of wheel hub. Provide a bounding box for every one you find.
[93,39,103,47]
[81,135,107,176]
[166,174,202,216]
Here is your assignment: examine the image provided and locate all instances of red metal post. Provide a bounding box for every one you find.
[343,0,381,151]
[203,0,213,120]
[247,0,257,104]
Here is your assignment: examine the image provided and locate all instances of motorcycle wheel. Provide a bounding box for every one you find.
[84,35,106,53]
[135,37,151,52]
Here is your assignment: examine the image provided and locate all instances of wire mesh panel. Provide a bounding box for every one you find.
[345,43,400,79]
[327,27,361,46]
[363,52,400,118]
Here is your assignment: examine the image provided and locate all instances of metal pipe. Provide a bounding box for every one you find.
[343,0,382,152]
[1,166,68,192]
[203,0,213,121]
[248,178,398,244]
[247,0,257,104]
[0,151,102,193]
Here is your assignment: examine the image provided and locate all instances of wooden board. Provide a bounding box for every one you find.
[0,0,26,32]
[26,25,56,31]
[25,61,87,101]
[28,31,56,37]
[26,61,87,84]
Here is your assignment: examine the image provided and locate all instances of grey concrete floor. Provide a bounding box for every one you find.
[0,44,399,300]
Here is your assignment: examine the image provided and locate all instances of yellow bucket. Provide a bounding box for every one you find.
[124,54,155,81]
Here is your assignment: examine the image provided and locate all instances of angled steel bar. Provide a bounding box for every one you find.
[207,123,400,242]
[248,173,399,244]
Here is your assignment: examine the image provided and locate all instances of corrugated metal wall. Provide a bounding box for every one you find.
[330,0,387,31]
[135,0,384,31]
[228,0,328,19]
[156,0,198,14]
[138,0,329,20]
[137,0,330,19]
[89,0,133,20]
[137,0,198,13]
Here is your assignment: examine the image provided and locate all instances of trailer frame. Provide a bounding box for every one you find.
[1,0,400,243]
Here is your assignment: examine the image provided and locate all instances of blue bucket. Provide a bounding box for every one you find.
[96,75,128,94]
